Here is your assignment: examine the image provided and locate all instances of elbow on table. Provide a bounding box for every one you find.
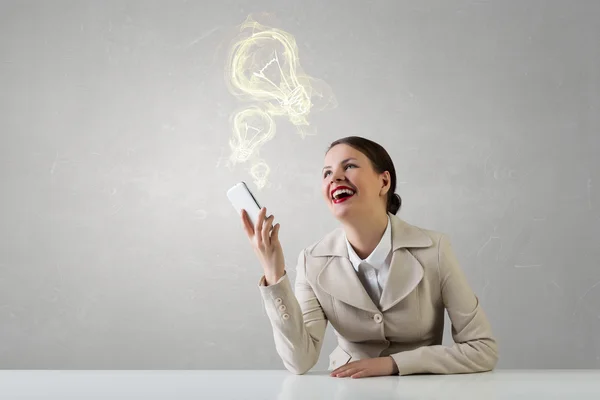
[283,359,317,375]
[477,338,499,372]
[288,366,310,375]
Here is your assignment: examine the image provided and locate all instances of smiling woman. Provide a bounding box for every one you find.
[321,137,402,244]
[240,136,498,378]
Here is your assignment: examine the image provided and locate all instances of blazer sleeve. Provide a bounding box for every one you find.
[257,249,328,374]
[391,234,499,375]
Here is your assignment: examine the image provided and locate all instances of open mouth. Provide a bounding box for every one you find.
[332,188,356,204]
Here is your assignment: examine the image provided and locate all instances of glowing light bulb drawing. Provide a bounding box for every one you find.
[223,14,337,190]
[249,159,270,189]
[228,38,311,126]
[227,106,275,166]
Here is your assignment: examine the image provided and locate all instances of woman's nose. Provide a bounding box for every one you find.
[332,172,346,182]
[329,167,347,183]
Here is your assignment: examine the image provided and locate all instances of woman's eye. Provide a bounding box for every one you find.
[323,164,356,178]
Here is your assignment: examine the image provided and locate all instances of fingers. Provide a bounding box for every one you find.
[331,367,346,376]
[330,358,391,379]
[334,368,361,378]
[271,223,280,244]
[350,370,370,379]
[240,209,254,237]
[331,362,354,376]
[255,207,266,245]
[331,361,372,379]
[251,207,278,249]
[262,214,274,246]
[332,367,371,379]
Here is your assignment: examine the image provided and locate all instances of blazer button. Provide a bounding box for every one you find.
[282,313,290,320]
[275,298,283,305]
[278,304,287,312]
[373,314,383,323]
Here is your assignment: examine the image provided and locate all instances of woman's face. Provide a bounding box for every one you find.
[322,144,390,220]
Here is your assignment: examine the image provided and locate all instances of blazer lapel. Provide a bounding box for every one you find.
[310,213,433,314]
[380,213,433,312]
[317,256,380,313]
[311,225,379,313]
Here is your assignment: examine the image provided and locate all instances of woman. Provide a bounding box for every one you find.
[240,136,498,378]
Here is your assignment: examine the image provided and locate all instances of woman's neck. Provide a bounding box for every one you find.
[343,211,389,260]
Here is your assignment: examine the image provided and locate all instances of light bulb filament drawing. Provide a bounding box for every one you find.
[223,14,337,190]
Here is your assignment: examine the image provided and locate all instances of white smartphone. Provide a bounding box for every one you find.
[227,181,262,227]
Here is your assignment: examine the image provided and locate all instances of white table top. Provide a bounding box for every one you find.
[2,370,599,399]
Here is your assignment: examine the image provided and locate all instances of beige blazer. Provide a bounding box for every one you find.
[258,212,498,375]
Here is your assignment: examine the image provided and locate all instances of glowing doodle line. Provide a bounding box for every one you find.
[223,14,336,189]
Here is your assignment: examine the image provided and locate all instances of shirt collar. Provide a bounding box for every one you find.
[345,215,392,272]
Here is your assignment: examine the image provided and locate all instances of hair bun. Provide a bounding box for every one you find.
[388,193,402,215]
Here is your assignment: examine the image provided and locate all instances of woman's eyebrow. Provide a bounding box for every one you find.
[322,158,357,171]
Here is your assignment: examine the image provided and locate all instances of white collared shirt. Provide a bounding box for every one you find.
[344,215,393,306]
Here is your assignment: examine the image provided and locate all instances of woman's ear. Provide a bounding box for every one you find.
[379,171,391,196]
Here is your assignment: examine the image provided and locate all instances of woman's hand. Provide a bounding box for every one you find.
[330,357,399,379]
[241,207,285,285]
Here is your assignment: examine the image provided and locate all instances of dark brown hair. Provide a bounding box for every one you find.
[326,136,402,215]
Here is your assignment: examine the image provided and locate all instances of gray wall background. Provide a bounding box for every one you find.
[1,0,599,369]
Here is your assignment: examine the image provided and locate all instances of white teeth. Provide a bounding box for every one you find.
[332,188,355,200]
